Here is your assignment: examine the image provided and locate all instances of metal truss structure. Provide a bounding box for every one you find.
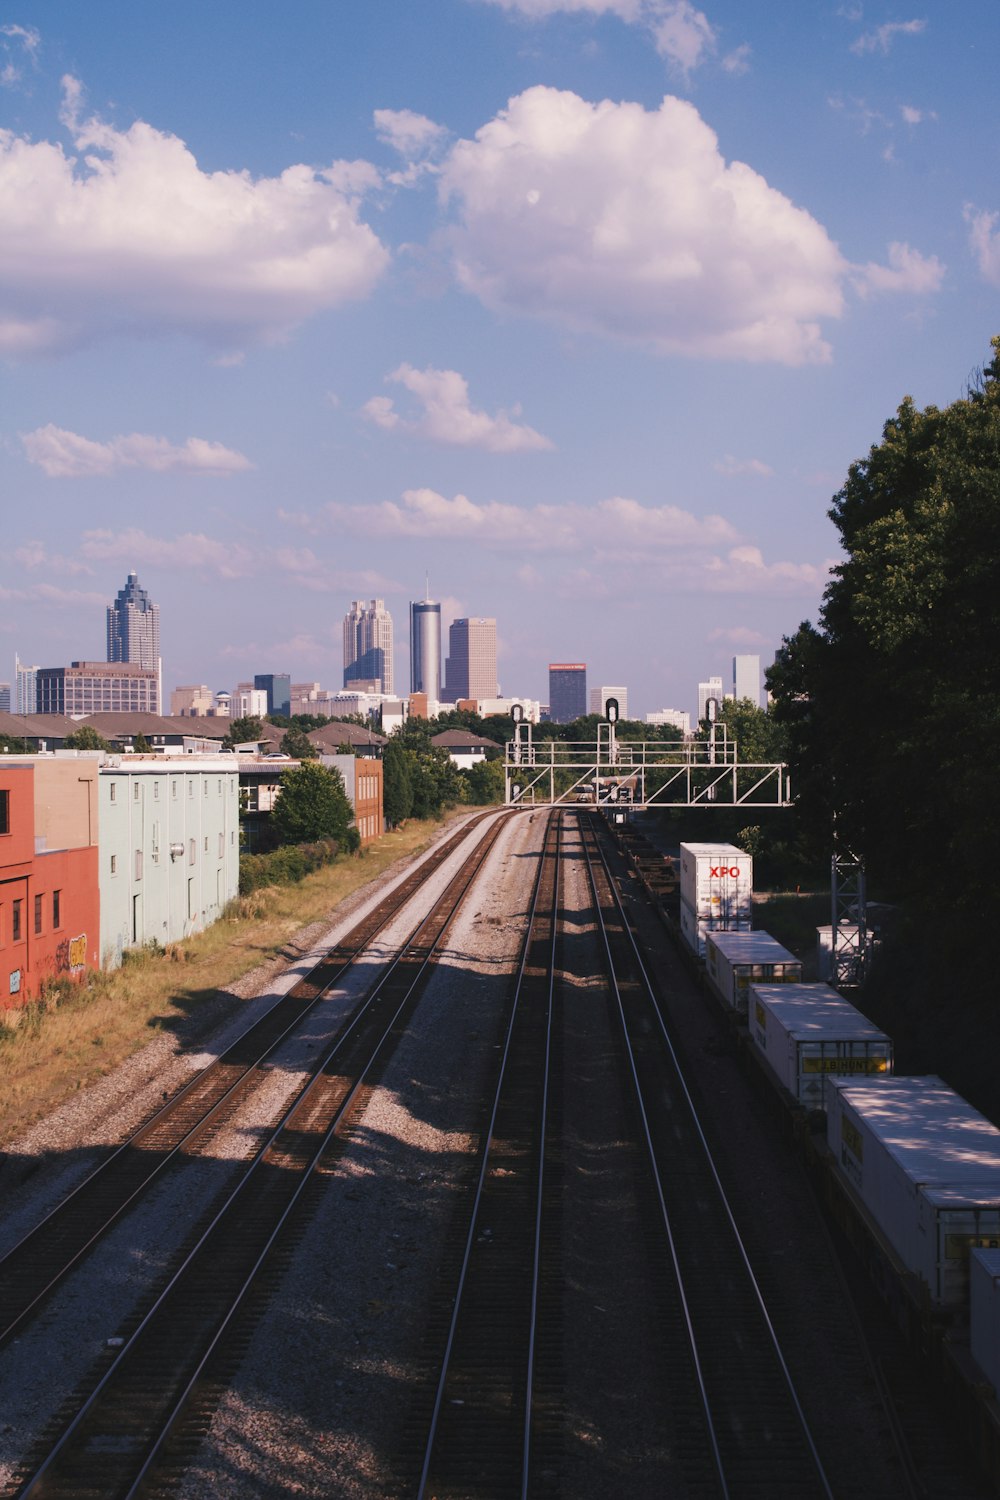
[504,720,791,809]
[831,850,869,987]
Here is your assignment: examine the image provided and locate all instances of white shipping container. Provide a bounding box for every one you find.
[681,899,751,958]
[970,1248,1000,1396]
[826,1077,1000,1306]
[705,930,803,1015]
[748,984,892,1107]
[679,843,753,928]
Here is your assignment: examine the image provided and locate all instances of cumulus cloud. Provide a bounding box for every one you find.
[478,1,724,73]
[439,87,847,365]
[854,241,945,297]
[851,19,926,55]
[362,364,553,452]
[966,207,1000,287]
[0,77,388,357]
[699,546,833,594]
[326,485,738,552]
[374,108,448,157]
[713,454,774,477]
[21,424,254,478]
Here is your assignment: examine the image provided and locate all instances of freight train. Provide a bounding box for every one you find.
[603,813,1000,1486]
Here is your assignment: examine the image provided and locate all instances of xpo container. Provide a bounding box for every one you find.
[826,1076,1000,1307]
[748,983,892,1107]
[679,843,752,957]
[705,930,803,1016]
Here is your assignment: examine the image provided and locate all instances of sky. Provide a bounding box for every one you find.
[1,1,998,720]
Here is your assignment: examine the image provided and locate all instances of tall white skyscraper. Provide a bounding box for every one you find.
[343,599,394,694]
[444,618,498,702]
[107,571,161,713]
[410,599,442,700]
[733,654,762,708]
[14,655,39,715]
[698,676,724,721]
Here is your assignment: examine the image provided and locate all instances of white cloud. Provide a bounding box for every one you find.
[21,424,254,478]
[0,23,39,88]
[477,1,724,74]
[698,546,833,594]
[374,108,448,157]
[362,364,553,452]
[326,485,738,552]
[713,454,774,477]
[851,19,926,55]
[0,77,388,357]
[708,625,769,646]
[966,207,1000,287]
[854,241,945,297]
[721,43,751,75]
[439,87,846,365]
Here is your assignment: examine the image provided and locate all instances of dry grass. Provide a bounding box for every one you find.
[0,814,463,1147]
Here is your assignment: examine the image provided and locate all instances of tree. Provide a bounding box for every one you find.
[223,715,265,749]
[280,726,318,760]
[382,741,414,825]
[132,733,151,753]
[270,761,357,848]
[63,725,111,750]
[463,757,506,805]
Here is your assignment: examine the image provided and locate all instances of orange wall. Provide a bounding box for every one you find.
[0,765,100,1009]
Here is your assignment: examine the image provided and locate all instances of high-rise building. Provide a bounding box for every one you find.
[646,708,691,735]
[37,662,159,715]
[698,676,724,722]
[733,654,762,708]
[15,656,39,715]
[548,663,587,724]
[444,618,497,703]
[343,599,394,694]
[0,682,10,713]
[254,673,291,717]
[107,571,161,713]
[589,685,628,719]
[410,600,442,701]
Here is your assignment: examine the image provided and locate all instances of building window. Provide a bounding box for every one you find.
[12,899,22,941]
[53,889,61,928]
[218,832,224,858]
[110,854,118,875]
[134,849,143,881]
[204,836,209,853]
[109,783,118,804]
[188,782,193,799]
[133,781,140,800]
[172,780,178,800]
[189,838,196,865]
[34,893,43,934]
[204,781,209,797]
[153,782,159,800]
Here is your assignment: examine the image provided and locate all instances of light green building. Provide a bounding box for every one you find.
[98,757,240,965]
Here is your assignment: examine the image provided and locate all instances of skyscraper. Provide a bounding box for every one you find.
[14,655,38,714]
[444,618,498,702]
[548,663,587,724]
[410,600,442,701]
[589,685,629,719]
[107,571,161,713]
[254,673,291,717]
[698,676,724,721]
[343,599,394,694]
[733,654,762,708]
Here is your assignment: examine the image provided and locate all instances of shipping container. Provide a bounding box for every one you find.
[970,1248,1000,1396]
[705,930,803,1015]
[748,983,892,1107]
[679,843,752,956]
[826,1077,1000,1306]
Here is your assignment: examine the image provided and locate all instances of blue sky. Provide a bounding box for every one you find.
[2,1,997,718]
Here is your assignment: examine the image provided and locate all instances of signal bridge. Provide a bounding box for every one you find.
[504,714,791,809]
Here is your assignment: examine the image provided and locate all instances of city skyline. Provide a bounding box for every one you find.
[2,5,997,718]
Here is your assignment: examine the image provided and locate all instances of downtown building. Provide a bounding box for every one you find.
[37,662,159,716]
[733,654,762,709]
[343,599,394,695]
[589,684,629,719]
[443,618,498,703]
[107,571,161,713]
[410,599,442,702]
[548,663,587,724]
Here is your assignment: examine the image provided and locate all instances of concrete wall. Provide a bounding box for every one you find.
[99,758,240,966]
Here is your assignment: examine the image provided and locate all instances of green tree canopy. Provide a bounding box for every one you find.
[382,741,414,825]
[280,725,318,760]
[270,761,357,848]
[223,714,265,749]
[63,725,111,750]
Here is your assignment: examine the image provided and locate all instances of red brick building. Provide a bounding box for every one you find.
[0,758,100,1009]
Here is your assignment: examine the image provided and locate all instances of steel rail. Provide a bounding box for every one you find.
[581,815,835,1500]
[14,811,513,1500]
[0,808,509,1347]
[416,810,560,1500]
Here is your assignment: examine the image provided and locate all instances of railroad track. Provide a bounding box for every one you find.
[0,808,506,1349]
[414,808,563,1499]
[9,809,513,1500]
[580,813,833,1499]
